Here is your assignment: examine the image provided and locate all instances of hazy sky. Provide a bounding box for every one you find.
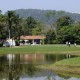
[0,0,80,14]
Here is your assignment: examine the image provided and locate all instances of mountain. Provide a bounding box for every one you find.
[14,9,80,24]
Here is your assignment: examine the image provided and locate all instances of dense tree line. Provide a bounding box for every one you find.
[0,10,80,46]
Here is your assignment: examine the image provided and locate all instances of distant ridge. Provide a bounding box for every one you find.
[13,9,80,24]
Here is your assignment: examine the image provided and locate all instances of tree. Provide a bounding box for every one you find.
[56,25,77,44]
[32,22,44,35]
[12,14,22,38]
[45,11,56,19]
[45,29,56,44]
[45,11,56,24]
[7,11,16,39]
[0,13,8,46]
[57,16,73,27]
[74,24,80,44]
[26,16,37,35]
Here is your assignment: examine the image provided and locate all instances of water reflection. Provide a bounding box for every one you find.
[0,54,79,80]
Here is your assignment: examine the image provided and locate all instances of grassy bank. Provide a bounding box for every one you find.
[36,57,80,77]
[0,44,80,54]
[53,57,80,74]
[54,56,80,66]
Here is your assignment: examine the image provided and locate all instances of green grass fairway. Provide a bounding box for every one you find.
[36,57,80,76]
[54,57,80,67]
[0,44,80,54]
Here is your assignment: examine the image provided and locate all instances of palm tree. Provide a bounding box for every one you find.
[7,11,15,39]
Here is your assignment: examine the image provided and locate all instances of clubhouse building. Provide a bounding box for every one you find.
[20,35,46,45]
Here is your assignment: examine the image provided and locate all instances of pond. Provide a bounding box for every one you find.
[0,53,80,80]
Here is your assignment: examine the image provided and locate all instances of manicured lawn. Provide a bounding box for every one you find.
[36,57,80,76]
[0,44,80,54]
[54,57,80,67]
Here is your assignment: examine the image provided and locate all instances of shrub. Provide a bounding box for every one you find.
[0,41,3,47]
[15,39,20,46]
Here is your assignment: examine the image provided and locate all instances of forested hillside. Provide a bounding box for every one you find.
[14,9,80,24]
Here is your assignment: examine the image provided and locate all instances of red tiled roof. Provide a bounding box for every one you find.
[20,36,46,40]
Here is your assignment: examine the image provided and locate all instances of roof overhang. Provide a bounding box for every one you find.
[20,36,46,40]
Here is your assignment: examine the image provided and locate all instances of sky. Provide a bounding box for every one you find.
[0,0,80,14]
